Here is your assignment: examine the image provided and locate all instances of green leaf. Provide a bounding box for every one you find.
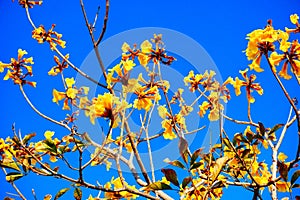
[269,124,284,135]
[22,133,36,144]
[182,177,192,189]
[178,137,189,164]
[44,140,58,154]
[190,148,203,166]
[161,169,180,187]
[145,182,173,191]
[54,188,70,200]
[164,158,186,169]
[291,170,300,186]
[0,161,21,171]
[190,162,203,171]
[5,172,23,182]
[73,187,82,200]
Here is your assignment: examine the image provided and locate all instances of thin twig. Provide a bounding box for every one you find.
[96,0,110,46]
[1,168,26,200]
[19,84,71,131]
[25,7,36,29]
[223,114,259,127]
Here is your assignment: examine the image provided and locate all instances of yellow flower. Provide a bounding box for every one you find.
[1,49,36,87]
[245,24,287,72]
[48,54,69,76]
[269,52,285,70]
[198,92,224,121]
[49,155,57,163]
[16,0,42,8]
[290,14,299,25]
[249,53,263,72]
[278,152,288,162]
[158,106,187,140]
[140,40,153,53]
[121,42,130,53]
[105,177,139,199]
[184,70,217,92]
[230,68,263,103]
[122,59,136,72]
[32,24,66,50]
[44,130,55,140]
[86,93,125,126]
[106,59,136,88]
[162,119,177,140]
[133,86,161,111]
[138,53,150,67]
[198,101,210,118]
[52,77,85,110]
[158,105,168,119]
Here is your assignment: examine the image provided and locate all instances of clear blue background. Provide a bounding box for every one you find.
[0,0,300,199]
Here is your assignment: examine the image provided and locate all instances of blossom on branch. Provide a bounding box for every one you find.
[32,24,66,50]
[0,49,36,87]
[48,54,69,76]
[14,0,42,8]
[230,68,263,103]
[52,77,89,110]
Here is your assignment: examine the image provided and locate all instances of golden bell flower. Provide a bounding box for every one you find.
[52,77,87,110]
[32,24,66,50]
[48,54,69,76]
[230,68,263,103]
[1,49,36,87]
[16,0,42,8]
[290,14,299,25]
[133,86,161,111]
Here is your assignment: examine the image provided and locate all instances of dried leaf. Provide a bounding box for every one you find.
[161,169,180,187]
[73,188,82,200]
[182,177,192,189]
[164,158,186,169]
[178,137,188,164]
[54,188,70,200]
[291,170,300,186]
[44,194,52,200]
[190,162,203,171]
[190,148,203,166]
[211,157,229,181]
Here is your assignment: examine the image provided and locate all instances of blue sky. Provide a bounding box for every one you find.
[0,0,300,199]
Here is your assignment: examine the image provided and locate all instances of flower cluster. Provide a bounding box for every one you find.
[229,68,263,103]
[32,24,66,50]
[0,49,36,87]
[48,54,69,76]
[15,0,42,8]
[52,77,89,110]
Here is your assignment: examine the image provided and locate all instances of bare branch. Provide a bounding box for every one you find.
[19,84,71,131]
[96,0,110,46]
